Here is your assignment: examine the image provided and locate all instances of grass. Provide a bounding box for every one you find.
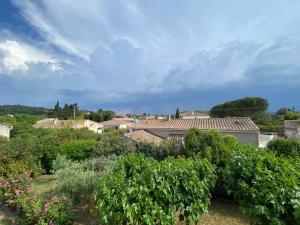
[0,175,251,225]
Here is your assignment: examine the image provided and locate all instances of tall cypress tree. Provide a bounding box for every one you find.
[175,107,180,119]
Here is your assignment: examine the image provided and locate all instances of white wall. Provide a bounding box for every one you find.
[143,129,259,146]
[0,124,12,138]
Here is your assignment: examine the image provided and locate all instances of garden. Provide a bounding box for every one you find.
[1,114,300,224]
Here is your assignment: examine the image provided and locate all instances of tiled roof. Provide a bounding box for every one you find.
[129,117,259,132]
[99,118,134,126]
[124,130,163,144]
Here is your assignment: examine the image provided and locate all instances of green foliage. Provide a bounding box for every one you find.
[56,139,97,161]
[175,107,180,119]
[223,147,300,225]
[184,129,239,167]
[91,131,134,157]
[136,140,184,160]
[283,111,300,120]
[267,138,300,157]
[54,155,116,203]
[210,97,268,118]
[84,109,115,122]
[1,171,75,225]
[49,102,79,119]
[0,105,50,116]
[94,154,216,225]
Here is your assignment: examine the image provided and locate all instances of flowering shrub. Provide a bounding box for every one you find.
[0,171,75,225]
[0,171,32,204]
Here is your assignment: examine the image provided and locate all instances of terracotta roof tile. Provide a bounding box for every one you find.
[129,117,259,132]
[124,130,162,144]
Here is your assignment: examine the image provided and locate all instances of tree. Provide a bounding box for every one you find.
[84,109,115,122]
[210,97,268,118]
[175,107,180,119]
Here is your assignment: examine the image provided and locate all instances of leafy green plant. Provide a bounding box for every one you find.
[91,132,134,157]
[223,147,300,225]
[184,129,239,167]
[94,154,216,225]
[136,140,184,160]
[267,138,300,157]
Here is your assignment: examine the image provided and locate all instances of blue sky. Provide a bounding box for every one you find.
[0,0,300,113]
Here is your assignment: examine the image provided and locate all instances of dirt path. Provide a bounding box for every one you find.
[0,203,16,225]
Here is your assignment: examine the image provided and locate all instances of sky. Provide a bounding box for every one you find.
[0,0,300,113]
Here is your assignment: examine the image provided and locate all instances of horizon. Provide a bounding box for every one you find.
[1,0,300,113]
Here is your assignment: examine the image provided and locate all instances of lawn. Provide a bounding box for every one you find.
[1,175,251,225]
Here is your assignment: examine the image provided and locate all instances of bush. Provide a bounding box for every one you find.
[184,129,239,167]
[267,138,300,157]
[94,154,216,225]
[136,140,184,160]
[91,132,134,156]
[1,171,75,225]
[15,194,74,225]
[223,147,300,225]
[54,155,116,203]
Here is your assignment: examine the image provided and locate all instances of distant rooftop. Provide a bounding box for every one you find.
[124,130,162,144]
[129,117,259,132]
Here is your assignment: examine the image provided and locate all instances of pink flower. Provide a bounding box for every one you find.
[15,189,21,196]
[43,203,50,213]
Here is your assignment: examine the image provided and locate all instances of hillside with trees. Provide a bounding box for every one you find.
[0,105,51,116]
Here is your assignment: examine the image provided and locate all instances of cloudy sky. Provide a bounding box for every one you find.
[0,0,300,113]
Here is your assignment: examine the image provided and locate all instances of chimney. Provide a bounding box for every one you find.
[168,115,171,122]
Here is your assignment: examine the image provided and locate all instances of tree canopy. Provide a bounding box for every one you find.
[210,97,269,118]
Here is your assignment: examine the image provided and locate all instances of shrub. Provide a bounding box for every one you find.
[184,129,239,167]
[136,140,184,160]
[267,138,300,157]
[91,133,133,156]
[15,194,74,225]
[223,147,300,225]
[54,155,116,203]
[94,154,216,225]
[1,171,75,225]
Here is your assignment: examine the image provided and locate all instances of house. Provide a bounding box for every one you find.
[0,123,13,138]
[124,130,163,145]
[128,117,260,146]
[33,118,103,133]
[180,111,210,119]
[284,120,300,139]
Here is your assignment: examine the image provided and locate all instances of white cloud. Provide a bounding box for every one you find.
[0,40,61,74]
